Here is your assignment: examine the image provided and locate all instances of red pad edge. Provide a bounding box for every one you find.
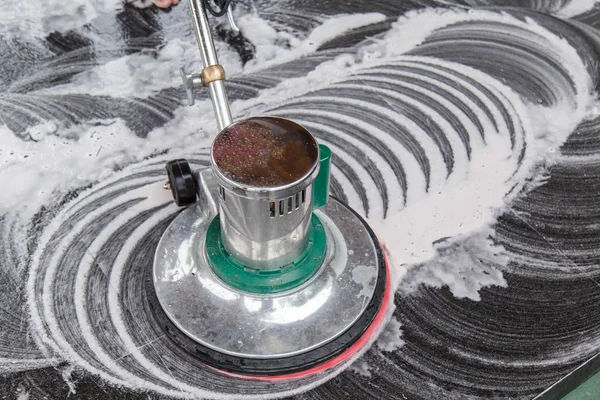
[214,250,392,381]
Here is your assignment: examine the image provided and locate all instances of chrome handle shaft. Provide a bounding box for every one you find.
[187,0,233,131]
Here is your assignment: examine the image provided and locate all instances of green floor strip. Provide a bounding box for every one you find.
[562,371,600,400]
[533,352,600,400]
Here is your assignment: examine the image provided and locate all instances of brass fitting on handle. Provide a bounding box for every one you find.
[201,65,226,86]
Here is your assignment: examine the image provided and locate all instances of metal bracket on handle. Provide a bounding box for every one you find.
[180,68,203,106]
[226,4,239,33]
[182,0,233,131]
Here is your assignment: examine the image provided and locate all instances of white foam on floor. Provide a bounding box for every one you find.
[555,0,600,18]
[0,120,145,221]
[376,315,404,352]
[2,5,599,399]
[239,12,387,71]
[400,228,509,301]
[16,390,29,400]
[366,8,596,300]
[34,38,243,99]
[0,0,122,39]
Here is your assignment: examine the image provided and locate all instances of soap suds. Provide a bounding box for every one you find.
[34,12,383,100]
[400,228,509,301]
[61,364,77,395]
[351,265,378,298]
[239,12,387,71]
[0,0,122,39]
[16,390,29,400]
[1,5,598,400]
[349,359,373,378]
[35,39,243,99]
[555,0,600,18]
[0,119,145,220]
[376,315,404,352]
[365,8,596,299]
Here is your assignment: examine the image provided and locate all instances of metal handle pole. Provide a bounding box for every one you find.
[188,0,233,131]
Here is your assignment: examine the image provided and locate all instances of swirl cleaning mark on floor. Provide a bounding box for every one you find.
[0,4,599,399]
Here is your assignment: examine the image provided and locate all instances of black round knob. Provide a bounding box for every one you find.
[166,159,197,207]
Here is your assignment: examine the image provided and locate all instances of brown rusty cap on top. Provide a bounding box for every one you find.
[211,117,319,188]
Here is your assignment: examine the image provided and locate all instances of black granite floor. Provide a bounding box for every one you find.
[3,1,600,399]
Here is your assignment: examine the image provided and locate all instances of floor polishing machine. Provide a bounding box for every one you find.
[151,0,391,379]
